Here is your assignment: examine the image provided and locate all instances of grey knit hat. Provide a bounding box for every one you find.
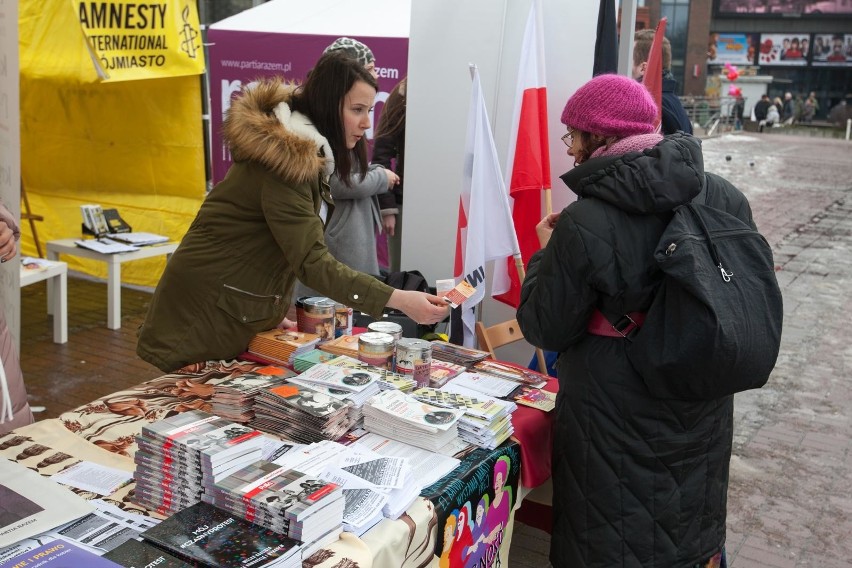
[323,37,375,68]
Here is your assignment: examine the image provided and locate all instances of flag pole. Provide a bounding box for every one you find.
[511,255,548,373]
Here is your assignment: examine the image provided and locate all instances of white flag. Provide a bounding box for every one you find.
[452,67,519,348]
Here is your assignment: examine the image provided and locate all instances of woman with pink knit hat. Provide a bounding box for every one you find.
[517,74,756,568]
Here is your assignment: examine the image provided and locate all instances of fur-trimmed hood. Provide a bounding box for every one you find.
[223,77,334,185]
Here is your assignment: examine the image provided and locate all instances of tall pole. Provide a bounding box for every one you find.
[617,0,638,77]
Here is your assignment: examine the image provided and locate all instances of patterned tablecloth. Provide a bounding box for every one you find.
[2,359,553,567]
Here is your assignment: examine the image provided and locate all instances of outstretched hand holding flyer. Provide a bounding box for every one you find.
[443,280,477,308]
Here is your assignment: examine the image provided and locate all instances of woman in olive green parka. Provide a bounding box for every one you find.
[137,52,448,372]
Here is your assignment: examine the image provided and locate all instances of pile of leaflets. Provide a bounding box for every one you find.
[473,359,549,388]
[247,329,321,366]
[252,383,353,444]
[290,363,383,427]
[209,366,296,422]
[325,355,416,392]
[429,341,490,368]
[410,387,514,449]
[428,359,467,387]
[140,501,302,568]
[316,334,361,358]
[132,410,266,516]
[205,459,344,548]
[362,390,465,451]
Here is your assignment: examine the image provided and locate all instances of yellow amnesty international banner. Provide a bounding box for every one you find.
[72,0,205,81]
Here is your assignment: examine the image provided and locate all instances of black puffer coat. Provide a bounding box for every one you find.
[517,134,753,567]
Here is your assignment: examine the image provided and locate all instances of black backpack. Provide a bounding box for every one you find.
[625,202,783,400]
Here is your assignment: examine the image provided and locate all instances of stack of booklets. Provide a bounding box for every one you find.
[104,539,192,567]
[362,389,465,451]
[473,359,549,388]
[316,334,360,358]
[429,359,467,387]
[410,387,514,449]
[430,341,490,368]
[292,363,383,419]
[140,501,302,567]
[107,232,170,246]
[247,330,321,366]
[325,354,416,392]
[293,349,338,372]
[204,459,344,548]
[208,366,296,423]
[252,383,353,443]
[132,410,266,515]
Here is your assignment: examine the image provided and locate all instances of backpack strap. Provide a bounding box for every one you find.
[588,309,646,339]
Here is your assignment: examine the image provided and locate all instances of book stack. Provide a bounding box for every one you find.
[316,334,361,358]
[292,349,338,372]
[204,459,344,547]
[291,363,382,426]
[247,329,321,366]
[473,359,549,388]
[429,341,491,368]
[209,367,297,423]
[428,359,467,387]
[325,355,416,392]
[104,538,192,567]
[107,232,170,246]
[252,383,353,443]
[411,387,514,449]
[132,410,266,515]
[140,501,302,568]
[362,389,465,452]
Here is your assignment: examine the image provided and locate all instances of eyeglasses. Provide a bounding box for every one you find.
[561,129,575,146]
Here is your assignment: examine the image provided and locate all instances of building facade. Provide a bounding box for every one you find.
[640,0,851,119]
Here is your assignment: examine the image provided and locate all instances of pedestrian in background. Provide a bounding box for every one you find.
[372,77,408,272]
[631,29,693,135]
[518,74,755,567]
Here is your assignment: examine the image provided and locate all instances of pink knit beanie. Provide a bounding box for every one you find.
[560,74,657,137]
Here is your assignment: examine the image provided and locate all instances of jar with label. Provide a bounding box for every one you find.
[358,332,396,369]
[334,303,353,337]
[395,338,432,388]
[297,296,336,342]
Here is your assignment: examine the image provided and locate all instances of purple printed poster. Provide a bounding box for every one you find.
[207,30,408,184]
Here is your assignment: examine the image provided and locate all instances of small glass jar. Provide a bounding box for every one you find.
[395,338,432,388]
[297,296,336,342]
[358,332,396,369]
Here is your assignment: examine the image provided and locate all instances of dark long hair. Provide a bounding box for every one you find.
[375,77,407,140]
[290,51,378,184]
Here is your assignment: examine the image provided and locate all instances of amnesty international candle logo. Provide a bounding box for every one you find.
[179,5,199,59]
[73,0,206,82]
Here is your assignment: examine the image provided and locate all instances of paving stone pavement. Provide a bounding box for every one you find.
[509,133,852,567]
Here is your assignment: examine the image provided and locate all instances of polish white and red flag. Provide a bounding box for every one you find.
[492,0,551,308]
[453,66,518,348]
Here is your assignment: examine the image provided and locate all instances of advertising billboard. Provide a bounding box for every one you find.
[757,33,809,65]
[812,33,852,65]
[717,0,852,16]
[708,33,758,65]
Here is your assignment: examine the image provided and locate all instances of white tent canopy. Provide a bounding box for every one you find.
[210,0,410,37]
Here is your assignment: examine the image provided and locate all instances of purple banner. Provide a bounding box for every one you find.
[208,31,408,184]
